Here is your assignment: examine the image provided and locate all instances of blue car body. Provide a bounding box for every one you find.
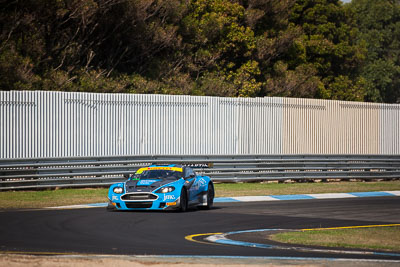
[107,164,214,211]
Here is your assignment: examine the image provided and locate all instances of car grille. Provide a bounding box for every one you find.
[121,193,158,201]
[125,202,153,209]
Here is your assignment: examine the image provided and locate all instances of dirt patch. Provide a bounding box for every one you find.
[0,254,296,267]
[1,253,399,267]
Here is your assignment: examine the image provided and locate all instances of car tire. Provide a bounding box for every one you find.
[205,182,214,210]
[179,188,188,212]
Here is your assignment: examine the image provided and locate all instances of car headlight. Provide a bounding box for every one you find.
[156,186,175,193]
[113,187,123,194]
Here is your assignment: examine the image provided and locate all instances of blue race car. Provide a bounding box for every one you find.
[107,164,214,211]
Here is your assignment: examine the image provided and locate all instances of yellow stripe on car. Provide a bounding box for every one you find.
[136,167,183,174]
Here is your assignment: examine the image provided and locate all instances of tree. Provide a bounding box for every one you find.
[180,0,264,96]
[287,0,366,100]
[0,0,186,92]
[1,0,392,103]
[348,0,400,103]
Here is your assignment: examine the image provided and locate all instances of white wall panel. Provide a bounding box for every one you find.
[1,91,400,158]
[282,98,382,154]
[380,104,400,154]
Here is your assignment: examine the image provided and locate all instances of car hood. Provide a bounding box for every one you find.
[125,179,175,193]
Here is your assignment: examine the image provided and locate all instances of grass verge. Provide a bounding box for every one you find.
[0,180,399,209]
[0,188,108,209]
[269,226,400,252]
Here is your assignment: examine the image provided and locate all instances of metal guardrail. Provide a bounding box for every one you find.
[1,155,400,190]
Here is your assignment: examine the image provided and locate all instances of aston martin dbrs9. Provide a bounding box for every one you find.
[107,164,214,211]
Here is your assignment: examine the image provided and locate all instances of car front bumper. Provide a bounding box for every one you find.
[108,197,181,211]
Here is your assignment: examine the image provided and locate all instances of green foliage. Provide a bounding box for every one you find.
[362,59,400,102]
[181,0,259,96]
[325,75,366,101]
[265,61,324,98]
[288,0,367,100]
[0,0,398,103]
[195,71,236,96]
[0,46,40,90]
[348,0,400,103]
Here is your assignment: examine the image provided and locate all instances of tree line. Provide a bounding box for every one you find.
[1,0,399,103]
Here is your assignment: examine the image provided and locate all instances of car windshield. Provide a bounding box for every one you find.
[132,168,183,180]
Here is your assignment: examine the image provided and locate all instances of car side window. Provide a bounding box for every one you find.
[185,167,195,178]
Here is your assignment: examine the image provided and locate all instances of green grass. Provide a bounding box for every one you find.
[0,188,108,209]
[269,226,400,252]
[0,180,399,209]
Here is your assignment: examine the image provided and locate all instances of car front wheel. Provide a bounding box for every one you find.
[205,183,214,209]
[179,188,188,212]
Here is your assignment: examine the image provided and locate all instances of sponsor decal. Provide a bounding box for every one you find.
[112,195,119,201]
[163,195,176,201]
[184,163,212,168]
[197,178,207,186]
[193,177,208,191]
[137,179,159,186]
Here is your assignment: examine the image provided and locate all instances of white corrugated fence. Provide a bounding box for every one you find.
[1,91,399,158]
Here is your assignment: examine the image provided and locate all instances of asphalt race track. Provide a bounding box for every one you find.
[1,197,400,261]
